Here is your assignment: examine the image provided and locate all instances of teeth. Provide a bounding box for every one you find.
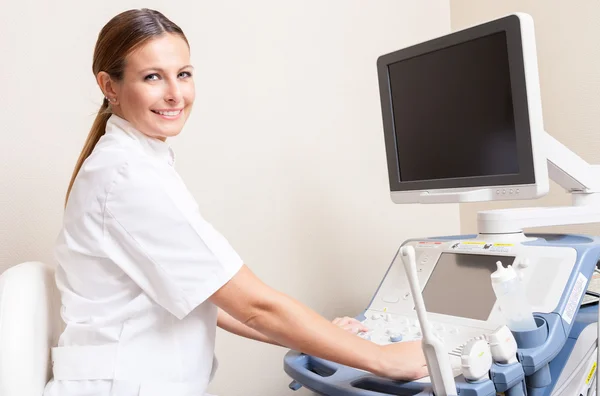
[155,110,181,116]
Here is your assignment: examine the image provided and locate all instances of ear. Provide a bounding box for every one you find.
[96,71,120,105]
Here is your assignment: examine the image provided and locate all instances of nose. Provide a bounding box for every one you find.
[164,80,182,104]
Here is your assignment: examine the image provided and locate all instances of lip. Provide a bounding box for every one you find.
[151,108,184,120]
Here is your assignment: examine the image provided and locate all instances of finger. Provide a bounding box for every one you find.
[343,325,360,334]
[348,318,369,331]
[333,317,370,333]
[348,324,370,334]
[341,317,369,332]
[346,317,367,327]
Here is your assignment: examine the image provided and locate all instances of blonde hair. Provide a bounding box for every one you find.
[65,8,188,205]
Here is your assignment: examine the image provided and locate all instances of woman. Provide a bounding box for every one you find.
[43,8,427,396]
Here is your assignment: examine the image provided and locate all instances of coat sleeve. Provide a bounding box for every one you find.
[102,159,243,320]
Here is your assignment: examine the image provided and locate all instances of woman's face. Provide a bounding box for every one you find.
[104,33,195,141]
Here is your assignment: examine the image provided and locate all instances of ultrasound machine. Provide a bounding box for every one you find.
[283,13,600,396]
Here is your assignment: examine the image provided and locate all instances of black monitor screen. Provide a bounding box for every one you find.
[388,32,519,182]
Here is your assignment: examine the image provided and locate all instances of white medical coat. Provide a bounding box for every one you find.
[43,114,243,396]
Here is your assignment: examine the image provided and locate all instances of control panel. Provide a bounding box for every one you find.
[357,310,487,377]
[356,238,579,378]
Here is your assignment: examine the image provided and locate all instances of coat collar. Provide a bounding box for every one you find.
[105,114,175,167]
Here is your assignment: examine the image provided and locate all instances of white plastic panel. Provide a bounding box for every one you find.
[362,239,577,354]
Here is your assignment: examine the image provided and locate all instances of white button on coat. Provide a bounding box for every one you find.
[43,115,242,396]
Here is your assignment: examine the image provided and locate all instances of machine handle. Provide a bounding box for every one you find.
[400,245,458,396]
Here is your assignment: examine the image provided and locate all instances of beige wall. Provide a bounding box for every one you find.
[451,1,600,236]
[0,1,455,395]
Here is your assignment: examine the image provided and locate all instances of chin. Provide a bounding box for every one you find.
[156,129,182,139]
[150,121,185,139]
[165,130,183,138]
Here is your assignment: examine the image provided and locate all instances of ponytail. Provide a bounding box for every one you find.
[64,98,111,206]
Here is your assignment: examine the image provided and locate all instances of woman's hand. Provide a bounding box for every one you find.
[332,317,428,381]
[375,340,428,380]
[332,316,369,334]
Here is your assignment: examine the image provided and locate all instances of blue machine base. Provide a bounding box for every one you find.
[283,233,600,396]
[283,305,598,396]
[283,350,496,395]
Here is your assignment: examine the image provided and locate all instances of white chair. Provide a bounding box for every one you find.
[0,261,63,396]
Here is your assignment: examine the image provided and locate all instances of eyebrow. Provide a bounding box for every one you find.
[139,65,194,74]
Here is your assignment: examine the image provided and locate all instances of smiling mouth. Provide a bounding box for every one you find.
[151,109,183,117]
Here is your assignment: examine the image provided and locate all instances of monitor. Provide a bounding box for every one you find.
[376,13,548,204]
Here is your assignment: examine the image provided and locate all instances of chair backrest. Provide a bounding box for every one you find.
[0,261,63,396]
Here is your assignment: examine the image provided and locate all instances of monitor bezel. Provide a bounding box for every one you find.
[376,13,548,203]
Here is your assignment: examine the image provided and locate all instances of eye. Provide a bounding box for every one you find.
[144,73,160,81]
[178,71,193,79]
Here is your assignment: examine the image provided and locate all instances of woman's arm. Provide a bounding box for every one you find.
[217,308,369,347]
[217,308,282,346]
[209,265,427,381]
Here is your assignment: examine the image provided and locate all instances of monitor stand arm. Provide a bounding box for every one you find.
[477,131,600,237]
